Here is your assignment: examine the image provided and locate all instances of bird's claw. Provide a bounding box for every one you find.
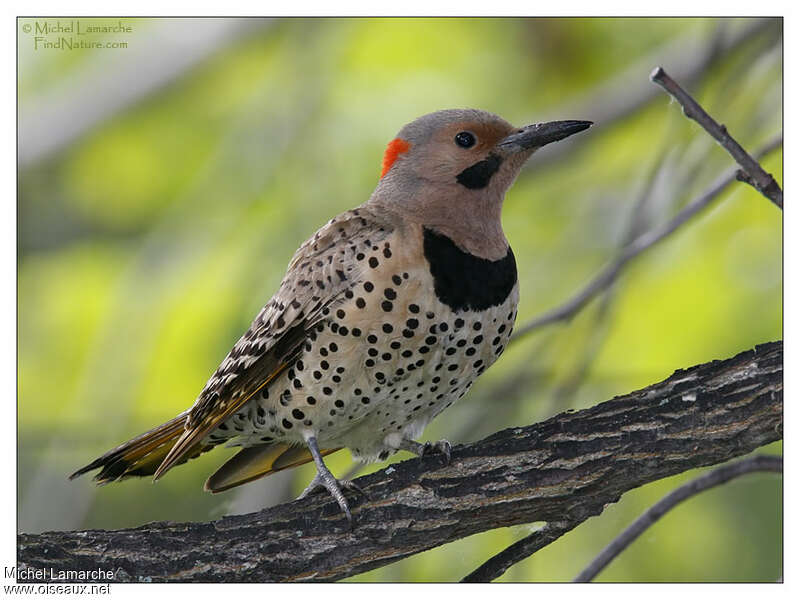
[298,473,367,527]
[422,439,452,464]
[398,437,452,464]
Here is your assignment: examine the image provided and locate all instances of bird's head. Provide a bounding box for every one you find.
[370,108,592,258]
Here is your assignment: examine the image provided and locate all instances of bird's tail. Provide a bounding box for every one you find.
[69,413,211,484]
[204,443,342,493]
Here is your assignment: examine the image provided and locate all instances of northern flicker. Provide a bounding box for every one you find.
[71,109,591,523]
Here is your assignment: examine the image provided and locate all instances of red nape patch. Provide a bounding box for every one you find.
[381,138,411,178]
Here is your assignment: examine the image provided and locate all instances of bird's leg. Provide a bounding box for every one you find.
[398,438,452,464]
[298,436,365,525]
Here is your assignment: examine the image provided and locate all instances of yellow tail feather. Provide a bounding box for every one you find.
[204,443,342,493]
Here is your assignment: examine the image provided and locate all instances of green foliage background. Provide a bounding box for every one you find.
[18,17,782,582]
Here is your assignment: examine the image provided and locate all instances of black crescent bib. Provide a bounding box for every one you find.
[423,227,517,313]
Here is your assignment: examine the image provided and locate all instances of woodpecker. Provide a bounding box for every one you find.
[71,109,591,523]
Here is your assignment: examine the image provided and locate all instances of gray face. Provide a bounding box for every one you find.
[369,108,591,261]
[390,109,518,188]
[388,109,591,190]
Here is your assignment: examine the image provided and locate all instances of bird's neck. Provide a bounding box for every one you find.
[425,219,508,261]
[368,185,510,261]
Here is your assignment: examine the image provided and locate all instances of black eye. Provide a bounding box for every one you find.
[454,131,476,148]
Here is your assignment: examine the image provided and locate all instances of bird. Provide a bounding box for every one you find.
[70,108,592,524]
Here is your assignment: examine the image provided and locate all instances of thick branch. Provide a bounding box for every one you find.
[18,341,782,582]
[650,67,783,209]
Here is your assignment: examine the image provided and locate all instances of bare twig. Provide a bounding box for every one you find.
[650,67,783,209]
[512,136,782,340]
[464,453,782,584]
[461,520,580,582]
[573,454,783,582]
[461,521,580,583]
[547,147,670,405]
[529,18,779,171]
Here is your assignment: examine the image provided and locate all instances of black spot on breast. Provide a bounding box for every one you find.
[455,153,502,189]
[423,228,516,312]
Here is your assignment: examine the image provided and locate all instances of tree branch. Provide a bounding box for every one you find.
[17,341,782,582]
[468,453,782,583]
[512,136,782,339]
[573,454,782,582]
[461,520,580,582]
[528,18,780,171]
[650,67,783,209]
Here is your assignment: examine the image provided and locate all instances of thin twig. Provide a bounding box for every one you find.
[512,135,782,340]
[547,150,666,406]
[650,67,783,209]
[573,454,782,582]
[461,520,580,582]
[529,18,779,172]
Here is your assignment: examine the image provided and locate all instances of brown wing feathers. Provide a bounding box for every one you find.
[71,211,374,489]
[152,331,304,480]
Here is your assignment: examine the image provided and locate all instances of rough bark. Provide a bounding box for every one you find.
[17,341,783,582]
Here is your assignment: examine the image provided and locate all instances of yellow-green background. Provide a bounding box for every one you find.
[18,17,782,582]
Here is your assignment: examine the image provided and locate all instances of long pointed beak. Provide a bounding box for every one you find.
[497,120,593,153]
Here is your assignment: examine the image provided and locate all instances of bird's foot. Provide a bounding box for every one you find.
[423,439,452,463]
[297,473,367,525]
[399,438,452,464]
[301,436,367,527]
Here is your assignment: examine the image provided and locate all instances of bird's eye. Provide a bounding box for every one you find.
[454,131,476,148]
